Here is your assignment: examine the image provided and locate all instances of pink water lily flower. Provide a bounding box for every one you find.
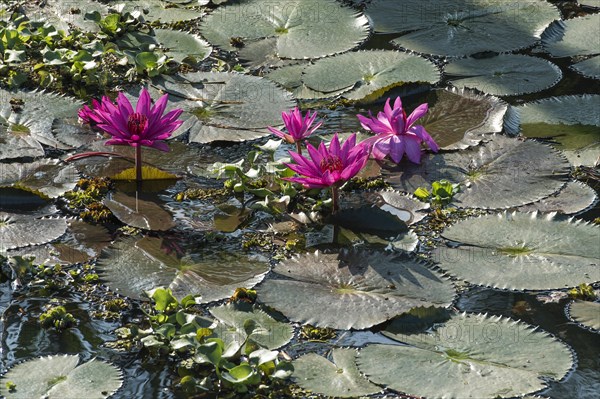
[357,97,439,164]
[285,133,369,212]
[88,88,184,152]
[267,107,322,154]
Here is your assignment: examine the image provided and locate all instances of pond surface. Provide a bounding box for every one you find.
[1,0,599,398]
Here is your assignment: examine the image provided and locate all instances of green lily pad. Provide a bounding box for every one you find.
[542,14,600,57]
[154,29,212,64]
[265,63,351,100]
[0,213,68,253]
[293,348,380,398]
[103,191,175,231]
[572,55,600,80]
[0,159,79,199]
[358,313,574,398]
[121,0,203,23]
[97,237,270,302]
[257,250,455,330]
[199,0,369,59]
[24,0,109,33]
[366,0,560,57]
[0,354,122,399]
[517,181,598,215]
[301,50,440,102]
[566,300,600,332]
[504,94,600,167]
[446,54,562,96]
[414,88,508,149]
[432,211,600,291]
[150,72,295,143]
[383,135,570,209]
[209,303,293,355]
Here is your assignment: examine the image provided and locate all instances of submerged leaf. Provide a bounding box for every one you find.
[446,55,562,96]
[366,0,560,57]
[383,135,570,209]
[97,237,269,302]
[103,191,175,231]
[199,0,369,59]
[432,212,600,291]
[0,354,122,399]
[358,313,574,398]
[293,349,380,398]
[257,250,455,330]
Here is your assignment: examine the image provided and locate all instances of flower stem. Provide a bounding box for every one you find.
[135,145,143,183]
[295,141,302,155]
[331,185,339,213]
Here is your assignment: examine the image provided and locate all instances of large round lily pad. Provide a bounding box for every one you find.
[301,50,440,102]
[366,0,560,57]
[446,55,562,96]
[0,160,79,199]
[542,14,600,58]
[432,212,600,291]
[150,72,295,143]
[293,348,380,398]
[383,135,570,209]
[199,0,369,59]
[0,213,68,253]
[504,94,600,167]
[566,300,600,332]
[0,354,122,399]
[257,250,455,330]
[357,313,574,398]
[97,237,270,302]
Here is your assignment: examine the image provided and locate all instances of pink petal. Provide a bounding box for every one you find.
[406,103,428,128]
[136,88,151,116]
[372,137,392,160]
[404,136,422,164]
[389,135,406,163]
[411,125,439,152]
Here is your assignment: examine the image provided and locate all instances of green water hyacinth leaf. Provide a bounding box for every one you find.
[209,303,293,355]
[414,88,507,150]
[567,300,600,332]
[366,0,560,57]
[542,14,600,58]
[358,313,574,399]
[0,159,78,199]
[446,54,562,96]
[0,213,68,253]
[257,249,455,330]
[0,354,122,399]
[199,0,369,59]
[301,50,440,102]
[102,191,175,231]
[293,348,380,398]
[97,237,269,302]
[517,181,598,216]
[150,72,295,143]
[383,135,570,209]
[504,94,600,167]
[431,212,600,291]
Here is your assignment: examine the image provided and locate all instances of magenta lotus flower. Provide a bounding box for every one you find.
[285,133,369,212]
[267,107,322,154]
[357,97,439,164]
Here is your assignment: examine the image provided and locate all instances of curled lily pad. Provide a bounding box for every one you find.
[432,212,600,291]
[517,181,598,215]
[293,348,380,398]
[209,303,293,355]
[257,250,455,330]
[566,300,600,332]
[366,0,560,57]
[504,94,600,167]
[199,0,369,59]
[383,135,570,209]
[103,191,175,231]
[413,88,508,150]
[97,237,269,302]
[0,354,122,399]
[0,213,68,253]
[0,159,79,199]
[358,313,574,399]
[301,50,440,102]
[542,14,600,58]
[150,72,295,143]
[446,55,562,96]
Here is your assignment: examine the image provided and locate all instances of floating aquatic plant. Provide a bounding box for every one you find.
[284,133,370,212]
